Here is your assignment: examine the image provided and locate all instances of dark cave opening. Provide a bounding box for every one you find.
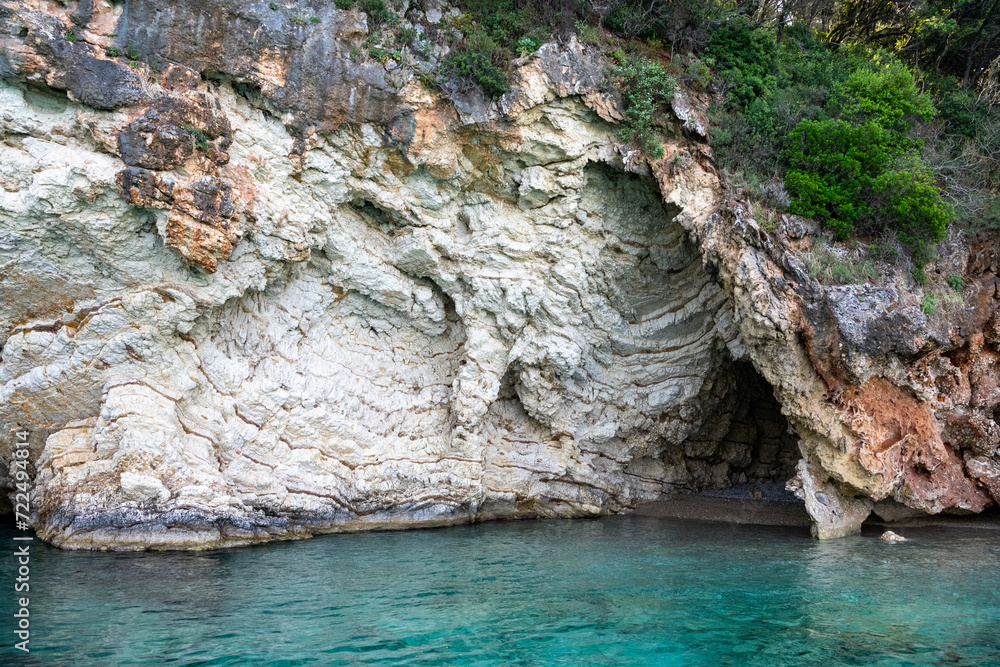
[683,362,802,497]
[723,362,801,486]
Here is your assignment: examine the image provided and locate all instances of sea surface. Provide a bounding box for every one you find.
[1,516,998,666]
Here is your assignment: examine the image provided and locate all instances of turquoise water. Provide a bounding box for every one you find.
[1,517,999,666]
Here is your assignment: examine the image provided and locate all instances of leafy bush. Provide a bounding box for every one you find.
[708,21,847,177]
[464,0,533,49]
[360,0,395,27]
[839,58,936,131]
[575,19,599,45]
[686,56,712,90]
[784,120,892,238]
[603,2,648,39]
[609,56,676,158]
[785,119,951,244]
[517,35,540,55]
[183,125,212,152]
[442,50,509,96]
[873,169,952,250]
[438,0,588,96]
[782,57,951,249]
[704,21,776,83]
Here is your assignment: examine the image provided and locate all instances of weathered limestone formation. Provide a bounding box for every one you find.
[2,0,999,549]
[700,198,1000,538]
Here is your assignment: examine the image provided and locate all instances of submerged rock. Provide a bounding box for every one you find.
[879,530,909,543]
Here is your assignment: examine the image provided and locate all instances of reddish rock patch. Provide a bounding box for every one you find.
[842,378,992,513]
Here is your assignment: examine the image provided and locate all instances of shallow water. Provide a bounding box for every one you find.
[1,517,999,666]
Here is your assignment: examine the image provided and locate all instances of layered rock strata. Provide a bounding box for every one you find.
[2,0,998,548]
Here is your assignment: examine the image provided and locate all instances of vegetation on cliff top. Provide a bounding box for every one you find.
[352,1,996,279]
[420,0,997,280]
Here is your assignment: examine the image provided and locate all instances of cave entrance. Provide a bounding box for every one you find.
[729,362,801,486]
[689,362,801,498]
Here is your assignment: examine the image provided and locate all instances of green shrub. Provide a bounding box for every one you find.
[575,19,599,45]
[335,0,353,8]
[517,35,540,56]
[872,169,951,250]
[609,56,676,158]
[368,44,402,61]
[686,56,712,90]
[464,0,532,49]
[269,2,279,9]
[947,274,964,291]
[360,0,395,27]
[414,39,433,57]
[785,119,951,245]
[840,59,936,131]
[442,50,509,96]
[603,1,659,40]
[704,21,776,79]
[869,238,898,260]
[784,120,889,238]
[105,45,121,57]
[65,31,77,43]
[781,53,952,252]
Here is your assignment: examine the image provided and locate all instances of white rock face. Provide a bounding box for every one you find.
[0,44,796,549]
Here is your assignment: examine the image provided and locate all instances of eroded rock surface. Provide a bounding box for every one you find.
[2,0,999,549]
[702,199,1000,539]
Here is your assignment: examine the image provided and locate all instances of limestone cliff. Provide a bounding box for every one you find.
[1,0,997,549]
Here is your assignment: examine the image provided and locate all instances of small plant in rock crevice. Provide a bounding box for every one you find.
[183,125,212,152]
[922,293,940,315]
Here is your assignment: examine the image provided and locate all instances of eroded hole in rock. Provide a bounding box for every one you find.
[349,199,406,234]
[23,82,71,112]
